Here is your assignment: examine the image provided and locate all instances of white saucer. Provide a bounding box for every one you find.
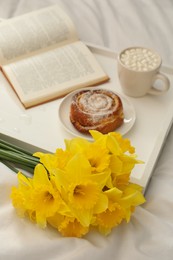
[58,88,136,140]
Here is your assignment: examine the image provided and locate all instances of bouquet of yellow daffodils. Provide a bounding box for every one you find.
[1,130,145,237]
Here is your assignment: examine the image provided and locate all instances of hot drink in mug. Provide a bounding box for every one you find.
[117,47,170,97]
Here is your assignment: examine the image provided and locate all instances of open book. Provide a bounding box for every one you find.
[0,5,109,108]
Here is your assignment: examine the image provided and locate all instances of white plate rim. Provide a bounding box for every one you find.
[58,87,136,140]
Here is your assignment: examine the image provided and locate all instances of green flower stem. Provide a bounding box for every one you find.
[0,160,19,174]
[0,155,36,168]
[16,153,39,163]
[0,139,41,175]
[0,149,39,168]
[1,159,35,175]
[0,139,33,156]
[0,142,26,155]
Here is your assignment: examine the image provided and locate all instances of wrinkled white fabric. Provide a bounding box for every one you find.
[0,1,173,259]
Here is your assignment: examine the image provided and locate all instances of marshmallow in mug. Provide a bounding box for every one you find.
[120,47,161,72]
[117,46,170,97]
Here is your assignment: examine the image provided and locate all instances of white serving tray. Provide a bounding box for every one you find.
[0,43,173,192]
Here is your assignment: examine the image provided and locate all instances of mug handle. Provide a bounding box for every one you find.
[148,72,170,95]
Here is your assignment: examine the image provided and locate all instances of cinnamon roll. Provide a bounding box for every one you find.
[70,89,124,134]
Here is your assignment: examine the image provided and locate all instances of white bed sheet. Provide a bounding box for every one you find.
[0,0,173,259]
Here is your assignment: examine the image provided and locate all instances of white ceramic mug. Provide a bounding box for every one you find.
[117,47,170,97]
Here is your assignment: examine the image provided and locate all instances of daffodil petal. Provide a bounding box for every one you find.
[89,130,103,140]
[71,208,93,227]
[109,155,123,174]
[33,164,50,186]
[18,172,32,188]
[65,154,91,182]
[90,169,111,189]
[65,137,89,153]
[107,134,122,155]
[93,193,108,214]
[33,152,44,158]
[104,187,123,201]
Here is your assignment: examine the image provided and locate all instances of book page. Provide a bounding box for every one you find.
[0,5,78,65]
[2,41,109,108]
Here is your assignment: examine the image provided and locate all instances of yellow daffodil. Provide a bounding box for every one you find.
[93,187,125,235]
[65,136,110,173]
[94,183,145,235]
[11,164,63,228]
[90,130,135,154]
[94,203,125,235]
[34,148,72,172]
[10,130,146,238]
[65,137,89,154]
[48,213,89,237]
[108,132,135,154]
[119,183,146,222]
[58,218,89,237]
[85,142,110,173]
[11,172,33,217]
[53,153,110,226]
